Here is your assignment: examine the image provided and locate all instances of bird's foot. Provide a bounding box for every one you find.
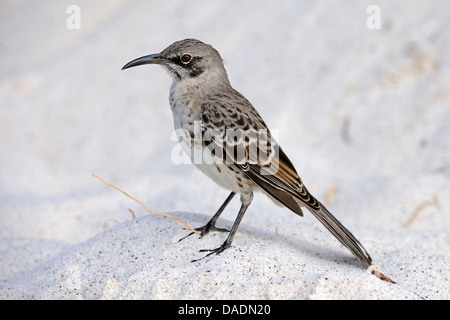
[178,223,229,242]
[191,242,231,262]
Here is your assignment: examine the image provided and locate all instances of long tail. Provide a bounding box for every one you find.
[306,201,372,268]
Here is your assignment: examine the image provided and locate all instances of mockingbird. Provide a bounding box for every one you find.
[122,39,372,269]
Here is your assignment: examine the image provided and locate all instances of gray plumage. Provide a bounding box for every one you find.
[122,39,372,268]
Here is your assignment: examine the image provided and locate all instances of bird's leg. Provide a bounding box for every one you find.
[192,193,252,262]
[178,191,236,242]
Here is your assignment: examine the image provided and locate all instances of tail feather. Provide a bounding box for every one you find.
[306,201,372,268]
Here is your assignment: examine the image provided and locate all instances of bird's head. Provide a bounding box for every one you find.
[122,39,229,85]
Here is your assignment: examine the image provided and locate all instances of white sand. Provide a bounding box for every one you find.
[0,0,449,299]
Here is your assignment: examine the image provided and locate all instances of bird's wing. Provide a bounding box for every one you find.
[200,94,320,214]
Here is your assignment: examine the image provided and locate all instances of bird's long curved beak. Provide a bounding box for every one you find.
[122,53,170,70]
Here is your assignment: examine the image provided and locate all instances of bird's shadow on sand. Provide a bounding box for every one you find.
[170,211,364,270]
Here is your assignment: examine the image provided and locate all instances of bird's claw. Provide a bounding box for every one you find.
[191,242,230,262]
[178,224,229,242]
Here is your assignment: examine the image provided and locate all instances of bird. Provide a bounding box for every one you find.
[122,38,373,269]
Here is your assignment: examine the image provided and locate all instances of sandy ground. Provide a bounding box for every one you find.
[0,0,449,299]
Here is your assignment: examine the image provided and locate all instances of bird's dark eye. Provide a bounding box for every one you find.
[180,54,192,64]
